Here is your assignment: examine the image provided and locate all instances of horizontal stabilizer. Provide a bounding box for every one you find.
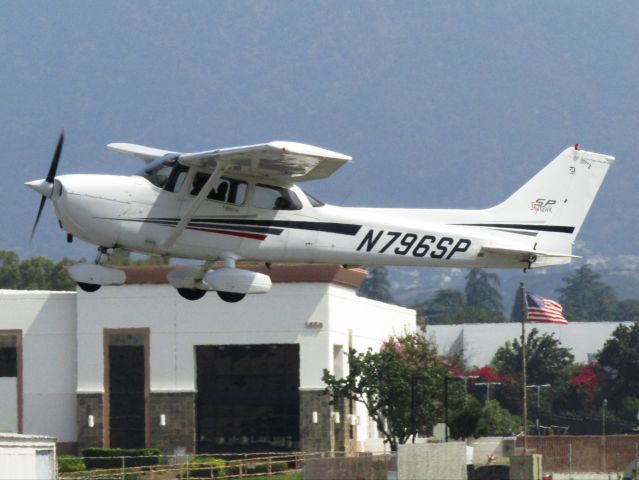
[481,245,580,262]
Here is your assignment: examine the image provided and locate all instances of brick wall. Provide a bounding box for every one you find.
[517,435,639,472]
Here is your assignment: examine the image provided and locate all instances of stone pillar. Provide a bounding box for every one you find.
[77,393,104,452]
[299,389,349,453]
[148,392,196,454]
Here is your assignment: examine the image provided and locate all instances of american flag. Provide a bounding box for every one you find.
[526,292,568,324]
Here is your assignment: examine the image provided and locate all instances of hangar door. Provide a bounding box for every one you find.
[196,344,299,453]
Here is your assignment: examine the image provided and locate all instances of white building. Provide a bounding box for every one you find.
[427,321,631,367]
[0,264,415,455]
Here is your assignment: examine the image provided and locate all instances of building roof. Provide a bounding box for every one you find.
[119,264,368,289]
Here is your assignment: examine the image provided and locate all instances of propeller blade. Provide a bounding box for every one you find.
[30,129,64,242]
[30,195,47,242]
[46,130,64,183]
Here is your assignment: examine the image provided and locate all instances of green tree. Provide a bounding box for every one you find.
[597,320,639,414]
[0,251,76,290]
[474,400,521,436]
[492,328,574,386]
[465,269,502,313]
[357,266,395,304]
[416,289,465,325]
[556,265,617,321]
[322,333,463,450]
[614,299,639,323]
[449,396,482,439]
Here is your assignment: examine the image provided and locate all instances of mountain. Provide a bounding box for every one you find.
[2,2,638,261]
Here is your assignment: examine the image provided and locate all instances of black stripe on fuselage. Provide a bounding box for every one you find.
[455,223,575,234]
[123,217,362,236]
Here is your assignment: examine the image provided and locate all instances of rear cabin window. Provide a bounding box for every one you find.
[189,173,247,205]
[253,185,302,210]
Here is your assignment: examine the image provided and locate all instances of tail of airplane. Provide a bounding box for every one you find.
[485,145,614,266]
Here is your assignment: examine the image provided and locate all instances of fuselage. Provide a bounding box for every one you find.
[49,172,530,269]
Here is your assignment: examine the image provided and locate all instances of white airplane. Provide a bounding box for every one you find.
[26,133,614,302]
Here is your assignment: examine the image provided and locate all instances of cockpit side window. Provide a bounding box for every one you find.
[189,173,247,205]
[164,164,189,193]
[253,184,302,210]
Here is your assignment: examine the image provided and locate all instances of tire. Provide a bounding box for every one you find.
[177,288,207,301]
[217,291,246,303]
[77,282,101,293]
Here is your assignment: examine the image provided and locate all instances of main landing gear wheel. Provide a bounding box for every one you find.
[177,288,207,301]
[217,291,246,303]
[77,282,101,293]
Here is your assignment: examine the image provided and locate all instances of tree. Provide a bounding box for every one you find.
[0,251,76,291]
[322,333,463,451]
[449,396,482,439]
[357,266,395,304]
[465,269,503,313]
[556,363,606,414]
[614,299,639,323]
[474,400,520,436]
[492,328,574,386]
[416,289,465,325]
[556,265,617,321]
[597,320,639,414]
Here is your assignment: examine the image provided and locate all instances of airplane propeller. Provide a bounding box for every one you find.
[27,130,64,242]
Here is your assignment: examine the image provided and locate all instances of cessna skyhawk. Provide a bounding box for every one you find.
[26,134,613,302]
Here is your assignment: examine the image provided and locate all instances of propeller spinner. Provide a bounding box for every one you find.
[26,131,64,241]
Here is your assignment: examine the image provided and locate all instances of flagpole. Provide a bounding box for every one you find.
[519,282,528,454]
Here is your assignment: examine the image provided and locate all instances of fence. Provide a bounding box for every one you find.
[59,452,309,479]
[518,435,639,473]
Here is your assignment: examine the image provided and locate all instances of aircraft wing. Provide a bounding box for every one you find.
[107,143,178,163]
[177,141,352,182]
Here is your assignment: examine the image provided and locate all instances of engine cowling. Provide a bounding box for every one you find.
[203,268,272,295]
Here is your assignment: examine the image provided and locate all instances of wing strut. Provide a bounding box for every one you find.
[163,160,228,249]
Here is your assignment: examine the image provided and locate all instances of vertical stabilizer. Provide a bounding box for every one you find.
[487,146,614,263]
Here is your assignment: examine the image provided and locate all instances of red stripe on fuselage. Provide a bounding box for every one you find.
[187,226,267,241]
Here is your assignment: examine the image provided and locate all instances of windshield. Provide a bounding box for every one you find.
[138,155,179,189]
[303,190,325,207]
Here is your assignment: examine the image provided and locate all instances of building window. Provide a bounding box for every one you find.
[0,331,21,433]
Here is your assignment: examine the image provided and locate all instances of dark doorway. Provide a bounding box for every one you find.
[196,344,300,453]
[106,331,148,448]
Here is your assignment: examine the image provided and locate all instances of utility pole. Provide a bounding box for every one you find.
[520,282,528,454]
[527,384,551,435]
[457,374,479,394]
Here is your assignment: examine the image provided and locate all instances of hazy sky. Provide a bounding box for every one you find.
[2,1,637,259]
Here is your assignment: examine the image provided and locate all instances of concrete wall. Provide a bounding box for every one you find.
[0,291,76,443]
[0,378,18,432]
[0,433,57,480]
[397,442,468,480]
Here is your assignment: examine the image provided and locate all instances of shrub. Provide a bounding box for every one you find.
[58,455,86,473]
[81,448,161,470]
[179,456,225,478]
